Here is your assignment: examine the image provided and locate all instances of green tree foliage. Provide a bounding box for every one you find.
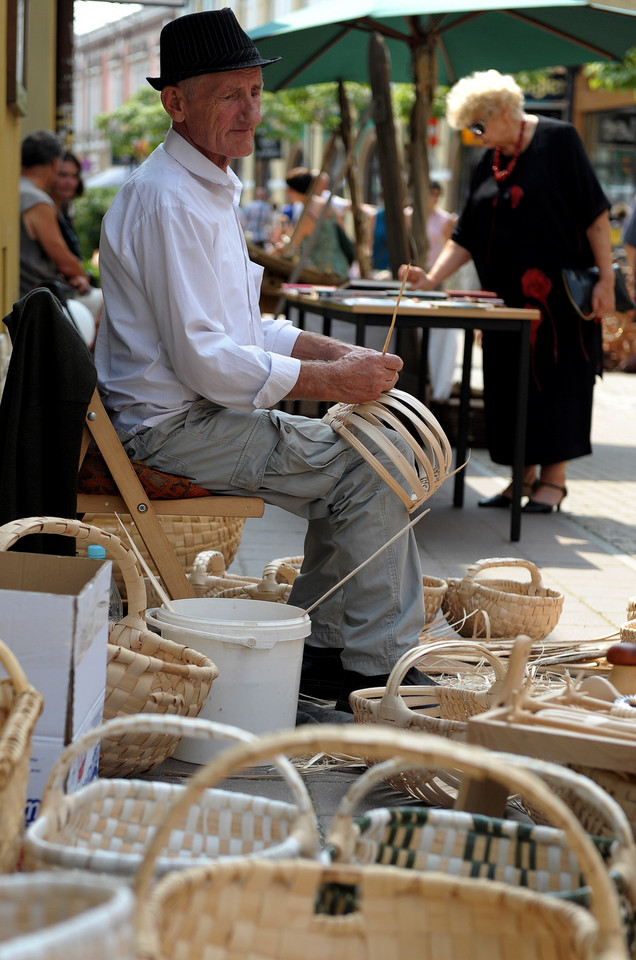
[72,187,118,264]
[584,48,636,91]
[259,82,372,139]
[95,87,170,163]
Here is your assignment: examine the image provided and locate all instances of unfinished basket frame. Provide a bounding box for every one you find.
[0,517,218,777]
[0,639,43,872]
[323,387,453,512]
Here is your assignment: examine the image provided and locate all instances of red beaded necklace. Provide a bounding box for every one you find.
[492,119,526,183]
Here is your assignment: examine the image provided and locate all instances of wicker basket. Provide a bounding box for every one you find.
[79,514,246,598]
[0,871,135,960]
[621,620,636,643]
[324,750,636,954]
[134,725,629,960]
[0,639,43,872]
[24,713,320,880]
[0,518,218,777]
[628,598,636,621]
[349,638,530,805]
[421,574,448,624]
[188,552,301,602]
[442,557,564,640]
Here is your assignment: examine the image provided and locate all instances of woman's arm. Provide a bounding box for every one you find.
[586,210,615,316]
[399,239,472,290]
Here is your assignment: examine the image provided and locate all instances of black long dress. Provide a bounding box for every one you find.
[453,116,608,467]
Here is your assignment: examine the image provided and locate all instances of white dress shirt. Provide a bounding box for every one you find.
[95,128,301,435]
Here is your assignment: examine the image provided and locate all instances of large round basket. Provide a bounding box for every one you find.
[442,557,564,641]
[0,517,218,777]
[79,513,245,598]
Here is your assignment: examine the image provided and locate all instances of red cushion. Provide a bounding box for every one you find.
[78,443,212,500]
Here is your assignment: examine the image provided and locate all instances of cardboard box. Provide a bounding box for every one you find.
[0,551,110,824]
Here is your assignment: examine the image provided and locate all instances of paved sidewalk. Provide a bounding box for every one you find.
[234,367,636,646]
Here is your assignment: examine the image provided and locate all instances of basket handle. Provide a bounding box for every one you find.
[0,516,147,623]
[0,636,31,696]
[134,724,627,957]
[37,713,319,855]
[326,748,636,875]
[375,639,508,724]
[466,557,544,592]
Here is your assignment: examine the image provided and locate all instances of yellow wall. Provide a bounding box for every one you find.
[1,0,57,320]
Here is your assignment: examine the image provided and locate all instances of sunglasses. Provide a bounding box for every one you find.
[468,120,487,136]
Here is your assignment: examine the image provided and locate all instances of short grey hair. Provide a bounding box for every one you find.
[446,70,524,131]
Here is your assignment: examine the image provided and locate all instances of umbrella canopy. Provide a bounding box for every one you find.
[251,0,636,90]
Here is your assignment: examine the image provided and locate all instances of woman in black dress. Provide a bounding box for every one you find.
[402,69,615,513]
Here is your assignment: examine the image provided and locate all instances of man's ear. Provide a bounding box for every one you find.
[161,85,185,123]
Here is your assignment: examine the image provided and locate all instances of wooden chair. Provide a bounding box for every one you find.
[1,287,264,598]
[77,388,264,599]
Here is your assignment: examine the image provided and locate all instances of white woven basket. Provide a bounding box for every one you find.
[24,714,320,880]
[0,871,135,960]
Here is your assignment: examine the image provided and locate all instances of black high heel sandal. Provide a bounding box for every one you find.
[478,481,534,509]
[522,481,568,514]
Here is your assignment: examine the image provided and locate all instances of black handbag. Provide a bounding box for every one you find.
[562,263,634,319]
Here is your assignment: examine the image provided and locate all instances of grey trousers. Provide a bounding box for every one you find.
[122,400,425,674]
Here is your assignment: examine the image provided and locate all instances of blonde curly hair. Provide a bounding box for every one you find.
[446,69,524,131]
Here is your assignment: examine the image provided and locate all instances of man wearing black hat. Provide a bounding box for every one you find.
[95,9,433,713]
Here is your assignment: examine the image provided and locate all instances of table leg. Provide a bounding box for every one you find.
[509,322,531,542]
[453,331,473,507]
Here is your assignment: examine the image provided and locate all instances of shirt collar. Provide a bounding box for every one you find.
[163,127,243,205]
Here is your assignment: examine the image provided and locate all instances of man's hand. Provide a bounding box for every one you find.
[288,347,403,404]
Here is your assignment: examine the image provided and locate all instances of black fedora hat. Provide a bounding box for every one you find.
[147,8,281,91]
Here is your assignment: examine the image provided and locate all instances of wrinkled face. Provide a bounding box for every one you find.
[162,67,263,171]
[53,160,81,203]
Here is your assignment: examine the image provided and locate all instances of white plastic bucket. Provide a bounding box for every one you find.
[146,598,310,764]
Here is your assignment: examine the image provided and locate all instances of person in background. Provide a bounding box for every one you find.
[20,131,102,343]
[623,199,636,303]
[401,69,614,514]
[425,181,460,403]
[49,151,85,259]
[95,8,434,714]
[279,167,351,279]
[240,186,274,248]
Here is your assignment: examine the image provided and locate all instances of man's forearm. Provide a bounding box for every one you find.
[290,329,355,362]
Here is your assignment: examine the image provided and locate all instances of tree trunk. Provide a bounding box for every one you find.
[409,38,437,271]
[338,81,372,278]
[368,32,409,279]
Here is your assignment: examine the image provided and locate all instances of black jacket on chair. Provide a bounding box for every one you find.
[0,288,97,554]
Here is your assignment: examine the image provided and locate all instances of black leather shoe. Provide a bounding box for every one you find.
[299,645,344,700]
[478,492,513,509]
[523,482,568,514]
[335,666,438,714]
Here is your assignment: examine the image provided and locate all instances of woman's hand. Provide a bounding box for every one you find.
[398,264,435,290]
[592,274,616,317]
